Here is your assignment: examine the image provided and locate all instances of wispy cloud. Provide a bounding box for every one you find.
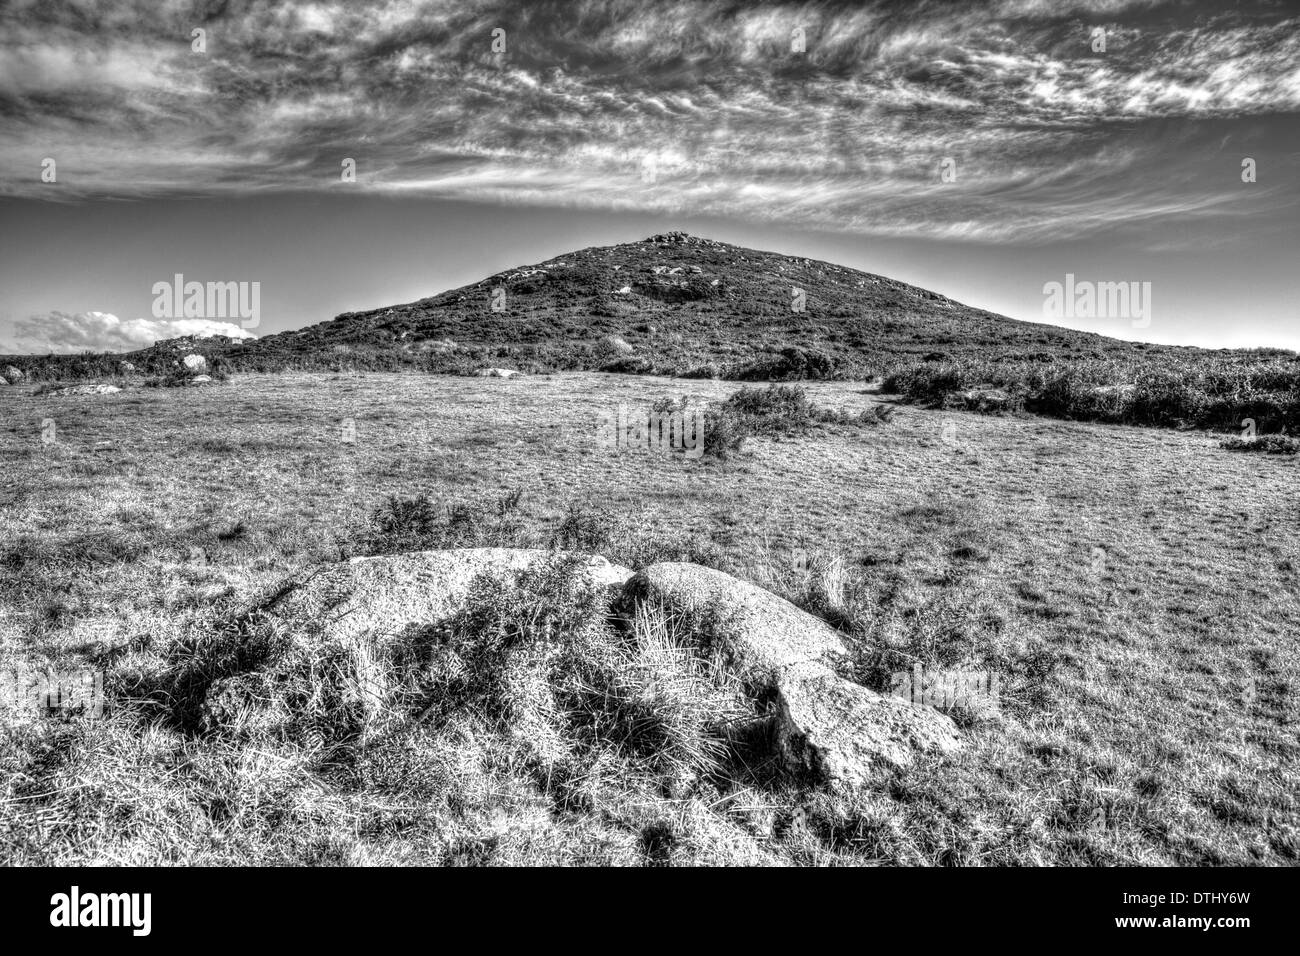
[1,0,1295,241]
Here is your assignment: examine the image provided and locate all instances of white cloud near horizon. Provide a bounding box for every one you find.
[4,311,257,355]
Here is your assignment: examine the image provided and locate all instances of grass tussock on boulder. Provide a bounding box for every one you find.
[40,554,780,864]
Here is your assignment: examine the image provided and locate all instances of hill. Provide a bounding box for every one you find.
[6,231,1256,381]
[219,230,1232,377]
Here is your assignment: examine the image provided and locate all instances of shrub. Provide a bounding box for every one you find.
[886,356,1300,434]
[734,346,838,382]
[362,490,529,555]
[550,503,618,553]
[1220,434,1300,455]
[702,407,746,460]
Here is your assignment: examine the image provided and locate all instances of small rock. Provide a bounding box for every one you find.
[190,375,212,385]
[50,384,121,396]
[598,335,634,356]
[952,386,1016,414]
[1091,384,1136,400]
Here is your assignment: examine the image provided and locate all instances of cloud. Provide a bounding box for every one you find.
[0,1,1296,241]
[5,311,257,354]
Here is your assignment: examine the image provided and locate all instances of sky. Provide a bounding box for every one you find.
[1,0,1297,353]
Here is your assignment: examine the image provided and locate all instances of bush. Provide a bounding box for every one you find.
[1220,434,1300,455]
[722,384,881,435]
[734,346,838,382]
[885,356,1300,434]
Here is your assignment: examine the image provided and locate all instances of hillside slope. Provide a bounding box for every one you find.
[233,230,1142,376]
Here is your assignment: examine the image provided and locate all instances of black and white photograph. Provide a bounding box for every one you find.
[0,0,1295,911]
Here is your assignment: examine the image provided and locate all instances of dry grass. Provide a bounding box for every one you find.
[1,370,1297,865]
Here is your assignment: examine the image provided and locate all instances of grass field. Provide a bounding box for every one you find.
[2,371,1297,865]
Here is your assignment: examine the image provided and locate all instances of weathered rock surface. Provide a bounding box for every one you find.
[50,384,122,396]
[616,562,847,685]
[598,335,634,355]
[258,548,633,645]
[954,386,1015,413]
[775,662,962,786]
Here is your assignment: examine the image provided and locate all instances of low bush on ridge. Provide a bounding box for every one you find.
[883,356,1300,432]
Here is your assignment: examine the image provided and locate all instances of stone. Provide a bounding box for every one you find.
[1091,384,1136,401]
[50,384,121,396]
[953,386,1016,414]
[475,368,522,378]
[775,662,962,787]
[598,335,634,356]
[2,365,23,385]
[253,548,633,648]
[190,375,212,385]
[182,354,206,371]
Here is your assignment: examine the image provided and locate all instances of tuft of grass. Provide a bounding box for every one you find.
[363,490,531,555]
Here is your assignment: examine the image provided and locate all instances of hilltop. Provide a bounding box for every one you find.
[228,230,1176,377]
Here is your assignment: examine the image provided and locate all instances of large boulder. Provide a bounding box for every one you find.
[615,562,847,686]
[617,562,961,785]
[200,548,633,733]
[2,365,23,385]
[253,548,633,647]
